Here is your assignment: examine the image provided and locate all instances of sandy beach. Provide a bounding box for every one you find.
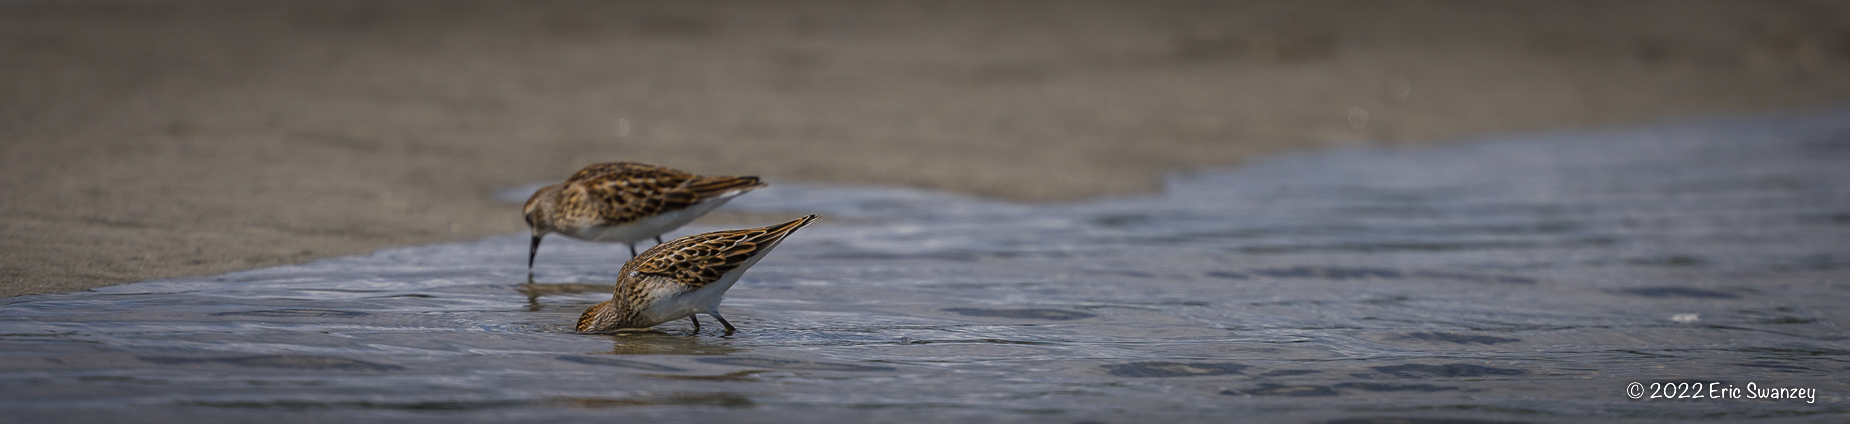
[4,0,1850,297]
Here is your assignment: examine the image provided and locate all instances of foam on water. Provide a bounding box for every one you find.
[4,108,1849,422]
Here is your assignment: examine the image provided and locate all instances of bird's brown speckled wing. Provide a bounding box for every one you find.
[562,162,764,225]
[626,215,818,290]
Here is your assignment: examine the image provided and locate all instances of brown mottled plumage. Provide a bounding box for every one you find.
[524,162,767,273]
[577,215,818,334]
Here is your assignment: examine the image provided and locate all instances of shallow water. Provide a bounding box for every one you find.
[5,109,1850,423]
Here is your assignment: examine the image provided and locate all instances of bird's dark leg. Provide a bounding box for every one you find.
[688,316,701,334]
[709,312,737,334]
[655,235,665,245]
[628,244,638,258]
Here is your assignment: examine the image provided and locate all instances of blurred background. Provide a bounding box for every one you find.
[4,0,1850,297]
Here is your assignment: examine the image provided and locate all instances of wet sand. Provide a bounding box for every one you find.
[4,106,1846,421]
[4,0,1850,297]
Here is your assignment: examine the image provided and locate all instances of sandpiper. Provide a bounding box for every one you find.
[524,162,767,273]
[576,215,818,334]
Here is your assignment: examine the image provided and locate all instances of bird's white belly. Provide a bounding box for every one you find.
[562,196,741,245]
[635,236,783,325]
[637,266,747,325]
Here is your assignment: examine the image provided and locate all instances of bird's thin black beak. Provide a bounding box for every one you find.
[528,234,543,271]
